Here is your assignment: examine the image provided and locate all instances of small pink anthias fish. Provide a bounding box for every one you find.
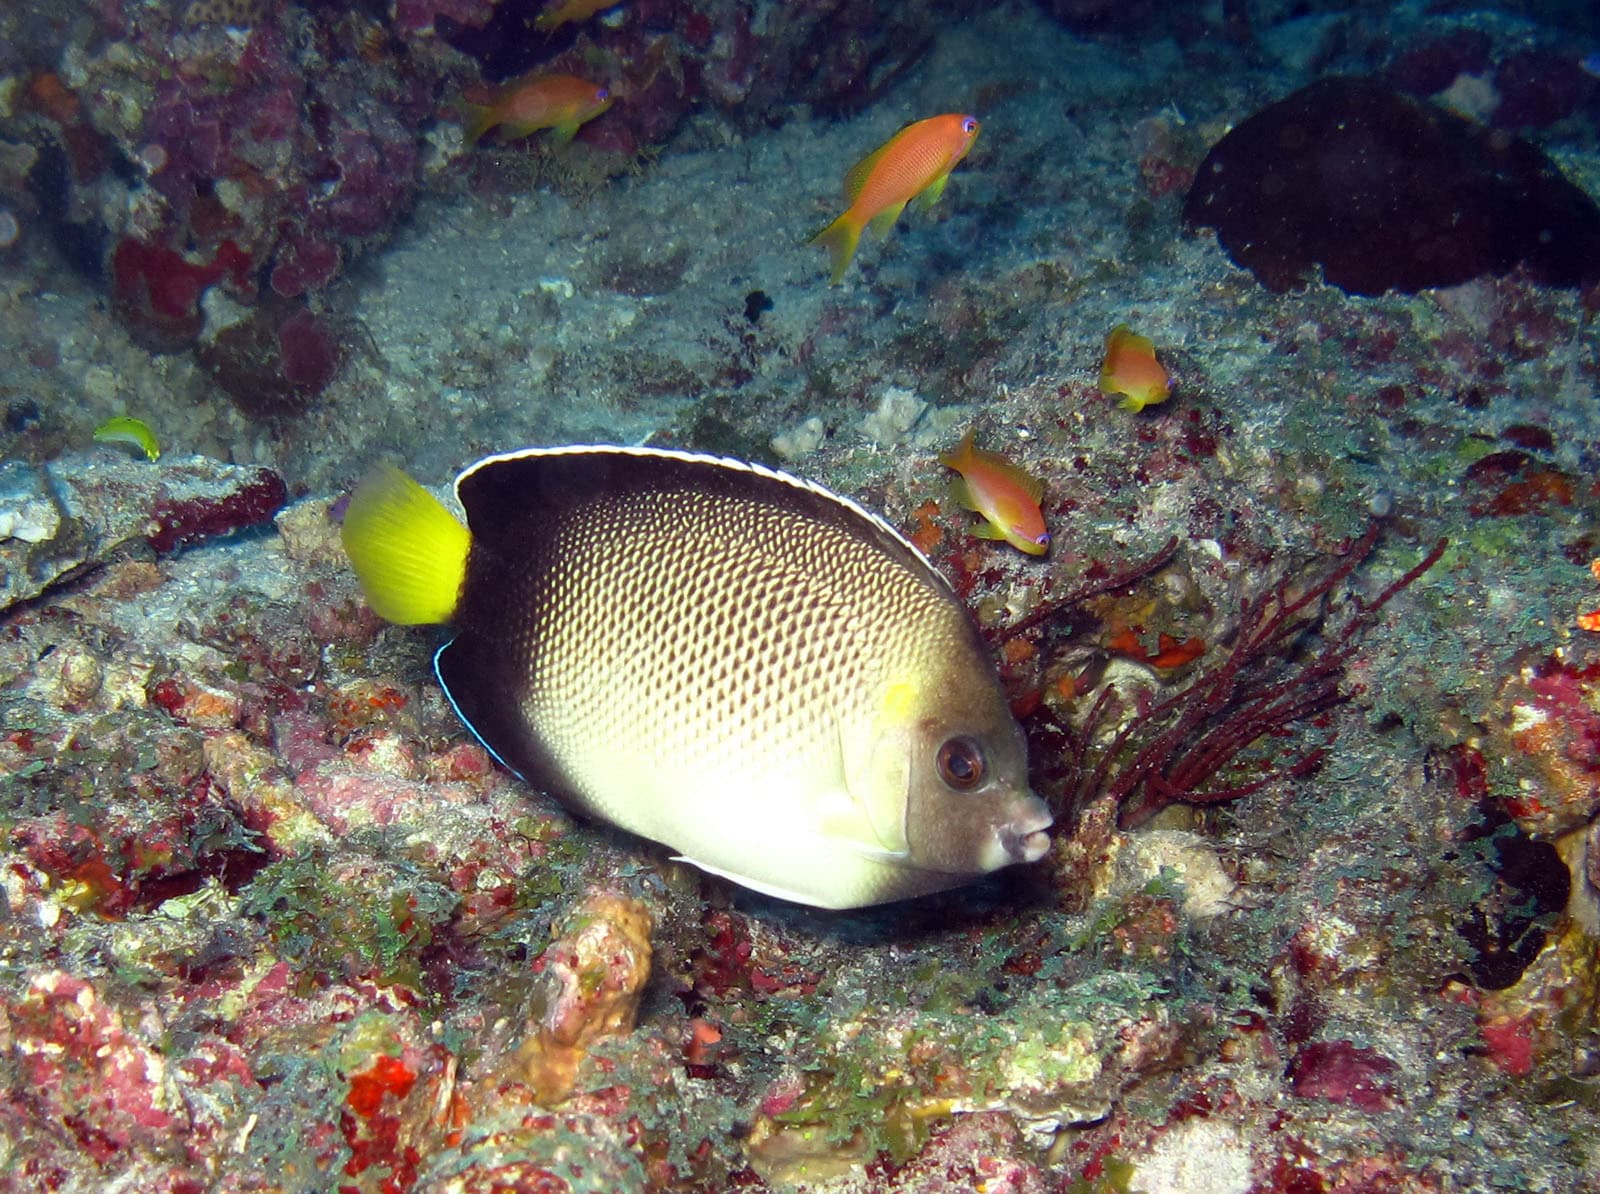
[459,73,614,146]
[535,0,626,30]
[939,429,1051,556]
[811,113,981,284]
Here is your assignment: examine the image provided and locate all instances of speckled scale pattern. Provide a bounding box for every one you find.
[496,482,962,837]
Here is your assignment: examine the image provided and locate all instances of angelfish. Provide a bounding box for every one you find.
[341,447,1052,909]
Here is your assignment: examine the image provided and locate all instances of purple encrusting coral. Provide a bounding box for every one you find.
[6,0,1600,1190]
[147,467,288,553]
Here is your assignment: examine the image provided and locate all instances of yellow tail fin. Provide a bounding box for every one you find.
[809,213,861,285]
[341,464,471,625]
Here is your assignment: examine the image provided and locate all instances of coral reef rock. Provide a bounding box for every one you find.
[1184,76,1600,295]
[0,452,287,613]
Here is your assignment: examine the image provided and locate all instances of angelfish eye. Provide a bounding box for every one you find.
[936,736,986,791]
[961,116,980,136]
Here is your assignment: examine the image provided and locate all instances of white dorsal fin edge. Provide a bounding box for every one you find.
[455,444,953,593]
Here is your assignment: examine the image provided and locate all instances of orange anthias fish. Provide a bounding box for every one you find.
[1578,557,1600,631]
[1099,324,1170,412]
[535,0,624,31]
[1106,627,1205,669]
[939,429,1050,556]
[460,73,614,146]
[811,113,981,284]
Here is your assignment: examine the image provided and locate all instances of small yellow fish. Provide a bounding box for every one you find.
[939,429,1050,556]
[459,73,614,146]
[811,113,981,284]
[93,416,161,461]
[534,0,623,31]
[1099,324,1170,412]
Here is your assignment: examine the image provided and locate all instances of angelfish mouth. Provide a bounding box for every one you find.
[1000,802,1053,864]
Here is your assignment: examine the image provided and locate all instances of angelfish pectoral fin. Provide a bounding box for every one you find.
[829,709,913,858]
[815,789,912,862]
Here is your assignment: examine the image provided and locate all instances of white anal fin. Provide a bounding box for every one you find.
[671,855,838,908]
